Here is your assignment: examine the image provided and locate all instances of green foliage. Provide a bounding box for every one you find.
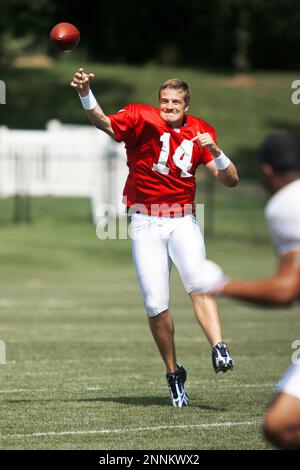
[0,31,34,66]
[0,0,299,69]
[0,63,298,177]
[0,0,58,65]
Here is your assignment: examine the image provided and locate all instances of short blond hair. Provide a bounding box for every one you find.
[159,79,190,105]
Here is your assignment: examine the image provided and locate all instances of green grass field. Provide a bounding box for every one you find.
[0,188,299,450]
[0,60,299,450]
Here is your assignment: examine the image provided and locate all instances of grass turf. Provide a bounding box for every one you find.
[0,188,299,450]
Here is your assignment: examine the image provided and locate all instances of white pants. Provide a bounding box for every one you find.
[130,214,206,317]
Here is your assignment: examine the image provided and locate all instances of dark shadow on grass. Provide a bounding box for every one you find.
[189,402,227,411]
[4,396,226,410]
[80,396,169,407]
[2,396,168,406]
[78,396,226,410]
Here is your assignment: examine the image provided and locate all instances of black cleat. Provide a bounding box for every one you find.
[212,342,234,373]
[166,364,189,407]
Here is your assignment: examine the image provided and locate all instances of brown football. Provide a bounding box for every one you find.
[50,23,80,52]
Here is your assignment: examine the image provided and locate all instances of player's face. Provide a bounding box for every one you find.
[159,89,188,128]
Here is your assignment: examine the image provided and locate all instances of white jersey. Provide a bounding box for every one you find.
[276,363,300,400]
[265,179,300,255]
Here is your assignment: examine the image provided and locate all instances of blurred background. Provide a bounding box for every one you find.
[0,0,299,235]
[0,0,299,450]
[0,0,299,219]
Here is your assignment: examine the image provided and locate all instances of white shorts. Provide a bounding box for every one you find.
[276,363,300,400]
[130,213,206,317]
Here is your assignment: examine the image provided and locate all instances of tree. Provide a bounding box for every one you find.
[0,0,58,66]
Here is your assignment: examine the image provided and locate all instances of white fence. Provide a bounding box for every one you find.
[0,121,129,221]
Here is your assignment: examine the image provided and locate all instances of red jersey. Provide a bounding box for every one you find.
[108,103,216,216]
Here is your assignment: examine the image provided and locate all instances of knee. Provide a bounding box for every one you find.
[189,290,213,304]
[184,260,226,295]
[185,274,213,295]
[144,296,168,317]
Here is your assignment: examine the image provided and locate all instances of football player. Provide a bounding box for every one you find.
[71,69,239,407]
[219,131,300,305]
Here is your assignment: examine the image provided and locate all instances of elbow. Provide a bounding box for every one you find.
[217,172,239,187]
[271,289,298,307]
[274,277,300,306]
[275,298,297,307]
[225,175,239,188]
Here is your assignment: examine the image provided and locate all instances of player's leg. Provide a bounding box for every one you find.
[168,215,234,372]
[130,214,188,406]
[168,215,222,345]
[190,293,234,373]
[148,308,177,373]
[189,292,222,347]
[148,309,188,407]
[130,214,176,371]
[131,214,177,372]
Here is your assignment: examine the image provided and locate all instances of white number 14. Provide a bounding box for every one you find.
[152,132,194,177]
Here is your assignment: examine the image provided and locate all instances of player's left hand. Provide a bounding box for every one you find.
[191,132,220,156]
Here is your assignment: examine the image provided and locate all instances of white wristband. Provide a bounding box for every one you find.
[214,151,231,170]
[79,90,97,110]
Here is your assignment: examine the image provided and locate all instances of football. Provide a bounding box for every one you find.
[50,23,80,52]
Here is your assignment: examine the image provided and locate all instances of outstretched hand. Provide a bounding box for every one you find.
[70,68,95,97]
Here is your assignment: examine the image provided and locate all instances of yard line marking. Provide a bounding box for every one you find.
[2,420,261,439]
